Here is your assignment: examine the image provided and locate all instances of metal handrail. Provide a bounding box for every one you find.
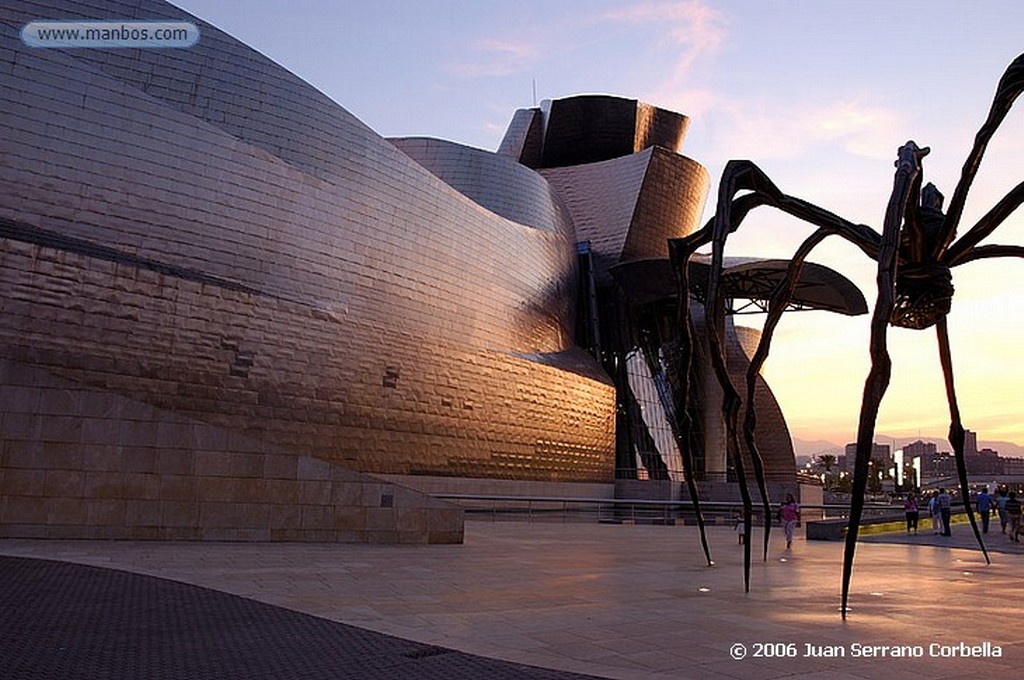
[428,494,944,524]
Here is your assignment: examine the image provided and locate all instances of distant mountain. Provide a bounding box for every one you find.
[793,435,1024,458]
[792,438,843,458]
[979,440,1024,458]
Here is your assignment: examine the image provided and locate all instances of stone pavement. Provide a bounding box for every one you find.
[0,554,596,679]
[2,521,1022,679]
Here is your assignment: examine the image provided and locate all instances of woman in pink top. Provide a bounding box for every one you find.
[779,493,800,549]
[904,492,919,534]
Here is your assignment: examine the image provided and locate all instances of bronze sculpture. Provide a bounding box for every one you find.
[670,52,1024,617]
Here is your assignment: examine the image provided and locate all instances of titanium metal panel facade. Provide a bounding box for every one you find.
[0,0,624,541]
[0,0,614,482]
[0,0,807,541]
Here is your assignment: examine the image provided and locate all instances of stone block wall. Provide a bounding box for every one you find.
[0,357,463,543]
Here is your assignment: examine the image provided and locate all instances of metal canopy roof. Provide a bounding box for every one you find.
[609,254,868,316]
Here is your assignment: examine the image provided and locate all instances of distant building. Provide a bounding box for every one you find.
[903,440,938,459]
[965,429,979,457]
[926,453,959,478]
[967,448,1002,476]
[1003,457,1024,476]
[892,440,959,482]
[844,442,893,471]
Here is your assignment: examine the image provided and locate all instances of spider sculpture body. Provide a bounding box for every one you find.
[669,52,1024,617]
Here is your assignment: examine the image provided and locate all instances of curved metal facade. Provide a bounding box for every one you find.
[0,0,624,487]
[0,0,824,541]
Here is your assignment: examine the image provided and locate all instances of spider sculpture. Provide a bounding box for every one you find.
[668,52,1024,617]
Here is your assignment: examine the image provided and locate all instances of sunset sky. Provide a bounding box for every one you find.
[172,0,1024,449]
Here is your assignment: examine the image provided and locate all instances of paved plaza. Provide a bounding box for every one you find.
[2,521,1022,679]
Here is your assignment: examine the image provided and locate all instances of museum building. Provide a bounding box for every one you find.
[0,0,864,542]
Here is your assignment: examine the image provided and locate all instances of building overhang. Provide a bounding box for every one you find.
[610,255,868,316]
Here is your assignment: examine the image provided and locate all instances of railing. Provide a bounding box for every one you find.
[612,469,799,483]
[430,494,922,525]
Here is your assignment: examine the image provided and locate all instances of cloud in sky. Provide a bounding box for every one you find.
[591,2,907,182]
[599,1,726,119]
[805,99,907,159]
[446,1,729,101]
[700,96,905,165]
[447,36,543,78]
[602,0,727,77]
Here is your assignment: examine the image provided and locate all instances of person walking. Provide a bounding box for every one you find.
[1005,491,1022,542]
[734,510,746,545]
[976,487,993,534]
[997,487,1010,534]
[929,491,942,535]
[779,493,800,550]
[904,492,919,534]
[937,488,952,537]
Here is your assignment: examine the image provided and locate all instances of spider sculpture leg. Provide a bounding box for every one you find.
[668,235,749,574]
[704,169,778,591]
[742,228,831,566]
[669,237,714,567]
[676,160,881,593]
[944,183,1024,266]
[920,54,1024,566]
[841,142,930,618]
[937,318,990,564]
[938,53,1024,258]
[703,305,757,591]
[939,51,1024,270]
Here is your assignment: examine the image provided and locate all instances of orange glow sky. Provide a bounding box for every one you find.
[173,0,1024,448]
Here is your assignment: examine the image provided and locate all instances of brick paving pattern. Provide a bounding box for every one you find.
[0,556,599,680]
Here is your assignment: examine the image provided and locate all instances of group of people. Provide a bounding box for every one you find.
[903,486,1023,541]
[734,486,1023,553]
[902,489,951,536]
[982,486,1023,541]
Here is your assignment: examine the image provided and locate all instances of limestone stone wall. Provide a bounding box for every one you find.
[0,358,463,543]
